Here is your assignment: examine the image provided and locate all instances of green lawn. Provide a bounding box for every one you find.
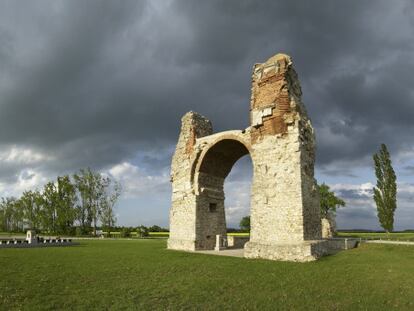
[1,240,414,310]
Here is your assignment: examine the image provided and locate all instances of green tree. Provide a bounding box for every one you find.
[239,216,250,232]
[0,197,25,232]
[318,183,346,218]
[0,199,5,231]
[20,190,42,230]
[73,170,91,233]
[11,198,24,232]
[137,225,149,238]
[33,191,45,231]
[149,225,160,232]
[373,144,397,233]
[74,168,121,236]
[73,168,103,235]
[0,197,18,232]
[148,225,169,232]
[41,181,58,233]
[100,180,121,231]
[55,175,77,234]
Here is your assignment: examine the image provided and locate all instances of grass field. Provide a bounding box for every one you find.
[1,239,414,310]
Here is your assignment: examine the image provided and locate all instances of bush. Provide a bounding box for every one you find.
[110,232,121,238]
[65,227,76,236]
[149,225,162,232]
[120,228,131,238]
[239,216,250,233]
[75,227,83,237]
[137,226,149,238]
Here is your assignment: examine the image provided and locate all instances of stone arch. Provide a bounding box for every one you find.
[193,132,252,185]
[192,134,253,249]
[188,132,252,187]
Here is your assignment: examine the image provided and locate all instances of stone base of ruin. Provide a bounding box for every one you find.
[244,240,330,262]
[167,239,197,251]
[168,238,359,261]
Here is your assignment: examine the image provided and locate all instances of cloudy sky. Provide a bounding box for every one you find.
[0,0,413,230]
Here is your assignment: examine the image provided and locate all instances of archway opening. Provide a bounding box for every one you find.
[196,139,252,250]
[224,155,252,234]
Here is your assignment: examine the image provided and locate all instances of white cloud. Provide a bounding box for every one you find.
[329,181,414,230]
[0,168,49,197]
[0,145,53,165]
[0,145,55,198]
[107,162,170,198]
[224,180,251,227]
[330,182,374,197]
[398,182,414,194]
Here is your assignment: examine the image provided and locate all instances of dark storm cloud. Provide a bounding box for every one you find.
[333,186,380,230]
[169,0,414,167]
[404,166,414,175]
[0,0,413,181]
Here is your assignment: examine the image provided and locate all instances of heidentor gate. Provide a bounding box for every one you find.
[167,53,340,262]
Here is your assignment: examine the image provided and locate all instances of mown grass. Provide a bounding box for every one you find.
[1,239,414,310]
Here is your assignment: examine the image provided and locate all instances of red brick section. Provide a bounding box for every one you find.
[185,127,196,155]
[250,56,294,144]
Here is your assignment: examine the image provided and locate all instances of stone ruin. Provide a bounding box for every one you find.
[168,53,354,262]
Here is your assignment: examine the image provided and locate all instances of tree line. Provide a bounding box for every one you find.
[0,168,121,235]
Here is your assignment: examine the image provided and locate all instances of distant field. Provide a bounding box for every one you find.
[0,232,24,238]
[1,239,414,310]
[148,232,169,237]
[227,232,249,237]
[337,232,414,241]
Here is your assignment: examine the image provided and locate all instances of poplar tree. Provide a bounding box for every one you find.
[373,144,397,233]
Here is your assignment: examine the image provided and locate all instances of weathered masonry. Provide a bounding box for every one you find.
[168,53,338,262]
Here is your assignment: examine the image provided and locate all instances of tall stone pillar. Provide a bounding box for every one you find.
[167,112,213,251]
[244,54,325,261]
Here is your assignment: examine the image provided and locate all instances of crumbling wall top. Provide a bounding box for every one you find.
[250,53,305,143]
